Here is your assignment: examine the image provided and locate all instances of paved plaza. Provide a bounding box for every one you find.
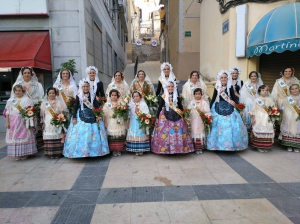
[0,132,300,223]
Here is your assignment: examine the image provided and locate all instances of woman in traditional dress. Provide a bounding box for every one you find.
[249,85,275,153]
[279,84,300,152]
[11,67,44,104]
[187,88,210,154]
[40,88,67,158]
[5,85,37,160]
[156,62,177,96]
[126,91,151,155]
[206,70,248,151]
[151,81,194,154]
[230,66,243,103]
[240,71,264,130]
[271,67,299,110]
[85,66,105,99]
[53,69,78,118]
[130,70,155,96]
[106,71,130,101]
[63,80,110,158]
[11,67,44,147]
[182,70,208,107]
[103,89,127,156]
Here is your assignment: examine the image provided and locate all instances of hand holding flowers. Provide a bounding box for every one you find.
[112,104,129,124]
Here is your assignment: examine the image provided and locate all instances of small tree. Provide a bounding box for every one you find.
[54,59,78,80]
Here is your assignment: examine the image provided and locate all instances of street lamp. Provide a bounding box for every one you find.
[131,12,137,23]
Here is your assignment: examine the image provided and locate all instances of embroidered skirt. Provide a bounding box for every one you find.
[151,109,194,154]
[206,102,248,151]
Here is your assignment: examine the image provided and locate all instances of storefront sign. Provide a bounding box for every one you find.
[247,38,300,57]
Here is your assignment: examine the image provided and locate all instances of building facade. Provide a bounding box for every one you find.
[159,0,200,81]
[199,0,300,95]
[0,0,128,115]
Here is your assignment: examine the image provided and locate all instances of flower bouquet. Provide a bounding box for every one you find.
[33,101,42,118]
[182,109,191,132]
[198,111,213,134]
[50,113,69,142]
[50,113,68,128]
[267,106,282,123]
[97,96,107,106]
[93,108,104,118]
[235,103,246,113]
[137,113,156,134]
[112,105,129,124]
[144,94,158,108]
[20,106,37,130]
[67,96,76,115]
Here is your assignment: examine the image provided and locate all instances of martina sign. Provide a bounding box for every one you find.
[247,38,300,57]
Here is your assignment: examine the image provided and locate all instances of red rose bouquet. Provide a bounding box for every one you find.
[67,96,76,115]
[235,103,245,113]
[198,110,213,134]
[97,96,107,106]
[93,108,104,118]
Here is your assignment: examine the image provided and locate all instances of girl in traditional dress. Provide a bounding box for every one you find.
[240,71,264,130]
[63,80,110,158]
[53,69,78,119]
[230,66,243,103]
[187,88,210,154]
[103,89,127,156]
[151,81,194,154]
[279,84,300,152]
[156,62,177,96]
[40,88,67,158]
[130,70,155,96]
[5,85,37,160]
[85,66,105,99]
[250,85,275,153]
[106,71,130,101]
[182,71,208,107]
[206,70,248,151]
[126,91,151,155]
[271,67,299,110]
[11,67,44,147]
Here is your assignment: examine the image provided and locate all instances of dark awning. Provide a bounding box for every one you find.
[0,31,52,70]
[247,3,300,57]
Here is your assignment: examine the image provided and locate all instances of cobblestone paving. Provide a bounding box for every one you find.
[0,139,300,224]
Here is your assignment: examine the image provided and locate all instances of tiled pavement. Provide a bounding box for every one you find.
[0,138,300,223]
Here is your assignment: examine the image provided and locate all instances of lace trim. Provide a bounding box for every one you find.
[106,129,126,136]
[252,132,274,139]
[191,133,206,142]
[280,130,300,138]
[126,136,149,141]
[43,134,62,140]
